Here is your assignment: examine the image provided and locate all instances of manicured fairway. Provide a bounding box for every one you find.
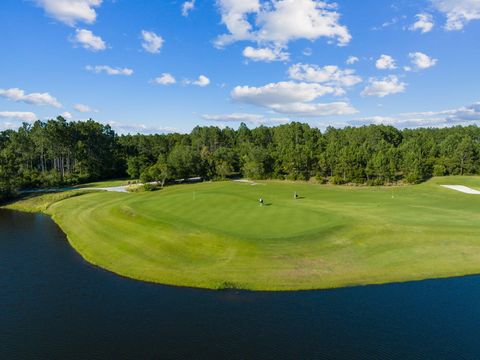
[6,176,480,291]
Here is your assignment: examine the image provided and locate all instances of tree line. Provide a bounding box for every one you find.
[1,116,479,200]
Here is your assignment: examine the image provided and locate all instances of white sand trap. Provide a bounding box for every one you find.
[233,179,261,186]
[441,185,480,195]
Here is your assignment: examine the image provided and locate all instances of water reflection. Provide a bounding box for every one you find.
[1,209,479,359]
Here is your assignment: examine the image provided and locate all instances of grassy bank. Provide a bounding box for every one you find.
[4,176,480,291]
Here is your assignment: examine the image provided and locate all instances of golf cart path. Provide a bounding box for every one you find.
[441,185,480,195]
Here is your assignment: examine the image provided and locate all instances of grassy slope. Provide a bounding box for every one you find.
[4,176,480,291]
[74,179,133,189]
[5,190,97,213]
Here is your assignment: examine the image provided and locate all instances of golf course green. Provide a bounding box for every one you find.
[6,176,480,291]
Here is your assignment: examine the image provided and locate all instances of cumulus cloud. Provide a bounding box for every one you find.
[346,56,359,65]
[431,0,480,30]
[231,81,357,116]
[74,104,94,112]
[243,46,289,62]
[0,88,62,108]
[361,76,406,97]
[0,111,37,122]
[233,81,335,104]
[375,54,397,70]
[33,0,102,26]
[86,65,133,76]
[182,0,195,16]
[408,52,438,70]
[410,13,435,33]
[288,63,362,94]
[352,101,480,128]
[73,29,106,51]
[185,75,211,87]
[60,111,73,119]
[141,30,164,54]
[152,73,177,85]
[215,0,351,53]
[215,0,260,45]
[202,113,290,125]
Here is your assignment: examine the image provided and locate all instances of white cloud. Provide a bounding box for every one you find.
[33,0,102,26]
[303,47,313,56]
[152,73,177,85]
[215,0,260,45]
[409,52,438,70]
[233,81,335,104]
[215,0,351,50]
[288,63,362,94]
[141,30,164,54]
[107,121,177,135]
[410,13,435,33]
[447,102,480,122]
[194,75,211,87]
[186,75,211,87]
[60,111,72,119]
[74,104,93,112]
[269,101,358,117]
[182,0,195,17]
[73,29,106,51]
[231,81,357,116]
[202,113,290,125]
[352,101,480,128]
[372,16,403,31]
[431,0,480,30]
[86,65,134,76]
[375,54,397,70]
[242,46,289,62]
[361,75,406,97]
[0,111,37,122]
[0,88,62,108]
[346,56,359,65]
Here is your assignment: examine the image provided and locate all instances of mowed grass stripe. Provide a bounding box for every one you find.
[5,175,480,290]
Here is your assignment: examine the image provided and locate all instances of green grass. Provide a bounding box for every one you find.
[74,178,134,189]
[4,176,480,291]
[5,190,97,213]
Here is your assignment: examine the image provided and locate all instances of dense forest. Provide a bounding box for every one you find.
[1,116,479,200]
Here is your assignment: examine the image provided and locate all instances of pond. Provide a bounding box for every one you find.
[1,209,480,359]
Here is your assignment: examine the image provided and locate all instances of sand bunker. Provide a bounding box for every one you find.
[233,179,260,186]
[441,185,480,195]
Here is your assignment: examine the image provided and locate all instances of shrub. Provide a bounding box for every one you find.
[433,164,446,177]
[330,176,347,185]
[143,183,160,192]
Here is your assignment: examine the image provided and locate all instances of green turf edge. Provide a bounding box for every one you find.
[13,200,480,292]
[47,213,480,293]
[4,177,480,292]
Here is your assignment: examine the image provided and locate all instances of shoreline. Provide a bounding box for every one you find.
[3,177,480,292]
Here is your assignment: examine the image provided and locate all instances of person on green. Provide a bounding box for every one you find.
[294,192,298,199]
[259,198,264,206]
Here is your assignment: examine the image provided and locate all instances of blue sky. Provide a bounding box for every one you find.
[0,0,479,133]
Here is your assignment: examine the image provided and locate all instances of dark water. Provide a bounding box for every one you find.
[1,210,480,360]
